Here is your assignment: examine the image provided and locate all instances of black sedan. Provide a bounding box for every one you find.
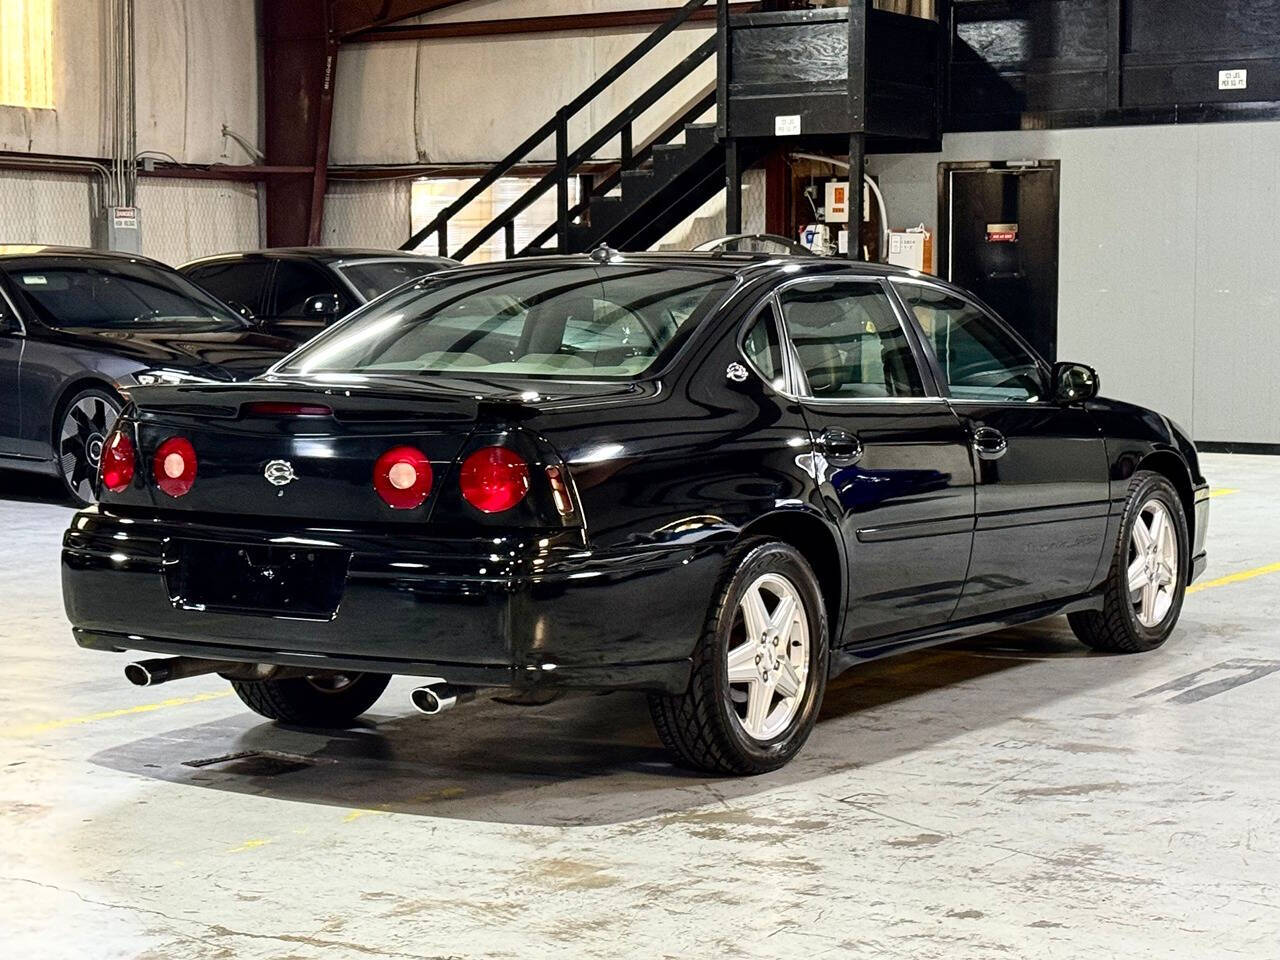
[61,251,1209,774]
[180,248,458,344]
[0,247,294,504]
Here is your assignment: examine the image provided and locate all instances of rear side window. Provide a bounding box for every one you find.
[742,303,785,389]
[282,265,733,379]
[185,261,270,315]
[780,280,924,399]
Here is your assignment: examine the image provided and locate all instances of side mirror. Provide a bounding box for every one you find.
[1052,361,1099,404]
[303,293,343,320]
[224,299,256,321]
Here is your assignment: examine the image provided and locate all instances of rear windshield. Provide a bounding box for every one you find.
[3,260,246,332]
[335,258,456,301]
[281,265,734,379]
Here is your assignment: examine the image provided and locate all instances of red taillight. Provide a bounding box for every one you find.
[100,428,135,493]
[459,446,530,513]
[153,436,197,498]
[373,446,433,510]
[244,402,333,417]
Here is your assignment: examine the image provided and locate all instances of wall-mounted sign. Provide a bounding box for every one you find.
[774,114,801,136]
[986,222,1019,243]
[1219,69,1248,91]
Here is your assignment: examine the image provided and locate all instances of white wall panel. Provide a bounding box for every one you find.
[330,0,714,165]
[135,178,259,266]
[0,0,259,163]
[322,180,413,250]
[0,171,94,247]
[869,122,1280,443]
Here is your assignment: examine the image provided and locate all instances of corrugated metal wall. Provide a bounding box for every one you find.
[135,178,260,265]
[0,171,94,246]
[869,121,1280,444]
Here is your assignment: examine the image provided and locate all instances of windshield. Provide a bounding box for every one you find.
[281,264,734,379]
[3,260,246,331]
[335,258,456,302]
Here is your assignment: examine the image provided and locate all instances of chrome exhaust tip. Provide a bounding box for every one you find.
[124,656,234,687]
[410,682,476,715]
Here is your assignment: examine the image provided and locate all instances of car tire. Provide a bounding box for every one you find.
[56,386,123,506]
[1069,470,1188,654]
[648,538,829,775]
[229,672,391,727]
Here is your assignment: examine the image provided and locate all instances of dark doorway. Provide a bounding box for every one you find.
[938,161,1061,361]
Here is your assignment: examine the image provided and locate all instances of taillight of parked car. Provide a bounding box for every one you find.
[153,436,197,498]
[373,446,433,509]
[100,428,136,493]
[459,446,530,513]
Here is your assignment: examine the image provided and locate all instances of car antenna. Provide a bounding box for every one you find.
[589,244,617,264]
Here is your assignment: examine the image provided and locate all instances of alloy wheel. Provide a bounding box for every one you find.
[59,394,121,503]
[725,572,810,741]
[1127,499,1179,628]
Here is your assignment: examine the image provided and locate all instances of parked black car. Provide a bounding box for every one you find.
[63,252,1209,774]
[180,248,458,344]
[0,247,293,504]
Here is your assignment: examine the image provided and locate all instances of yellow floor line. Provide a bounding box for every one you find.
[1188,561,1280,595]
[5,689,234,739]
[1209,488,1240,498]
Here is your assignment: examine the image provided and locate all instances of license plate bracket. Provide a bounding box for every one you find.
[166,540,349,620]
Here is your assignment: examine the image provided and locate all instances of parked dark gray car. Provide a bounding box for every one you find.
[0,247,293,503]
[180,248,458,345]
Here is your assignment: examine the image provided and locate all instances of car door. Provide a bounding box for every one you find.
[0,282,24,456]
[264,260,357,344]
[777,277,976,642]
[892,279,1110,618]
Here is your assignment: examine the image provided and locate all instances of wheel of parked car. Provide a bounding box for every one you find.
[649,539,829,775]
[57,387,122,506]
[229,672,391,727]
[1069,470,1189,653]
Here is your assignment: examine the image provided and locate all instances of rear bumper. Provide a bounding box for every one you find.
[62,509,724,694]
[1191,481,1210,583]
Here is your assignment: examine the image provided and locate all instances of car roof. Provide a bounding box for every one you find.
[180,248,456,268]
[0,245,173,269]
[427,250,946,285]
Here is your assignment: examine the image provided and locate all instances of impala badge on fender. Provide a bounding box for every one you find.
[264,459,296,487]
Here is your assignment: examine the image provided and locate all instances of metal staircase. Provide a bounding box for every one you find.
[400,0,729,259]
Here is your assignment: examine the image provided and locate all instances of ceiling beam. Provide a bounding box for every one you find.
[331,0,473,40]
[345,4,755,43]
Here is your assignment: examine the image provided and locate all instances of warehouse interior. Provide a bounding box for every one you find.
[2,1,1279,957]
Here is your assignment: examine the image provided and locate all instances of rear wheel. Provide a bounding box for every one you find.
[229,672,390,727]
[1069,471,1188,653]
[648,539,829,775]
[57,387,122,505]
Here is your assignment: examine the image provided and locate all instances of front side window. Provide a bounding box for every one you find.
[2,262,245,331]
[281,265,733,379]
[895,282,1044,402]
[780,280,924,399]
[273,262,347,318]
[185,260,271,315]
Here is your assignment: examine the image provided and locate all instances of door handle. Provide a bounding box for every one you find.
[819,428,864,466]
[971,426,1008,461]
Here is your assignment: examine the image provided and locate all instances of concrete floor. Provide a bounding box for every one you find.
[1,453,1277,959]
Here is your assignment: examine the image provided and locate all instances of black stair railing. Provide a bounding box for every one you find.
[399,0,718,259]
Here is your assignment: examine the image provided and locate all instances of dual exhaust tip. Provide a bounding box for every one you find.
[124,656,478,717]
